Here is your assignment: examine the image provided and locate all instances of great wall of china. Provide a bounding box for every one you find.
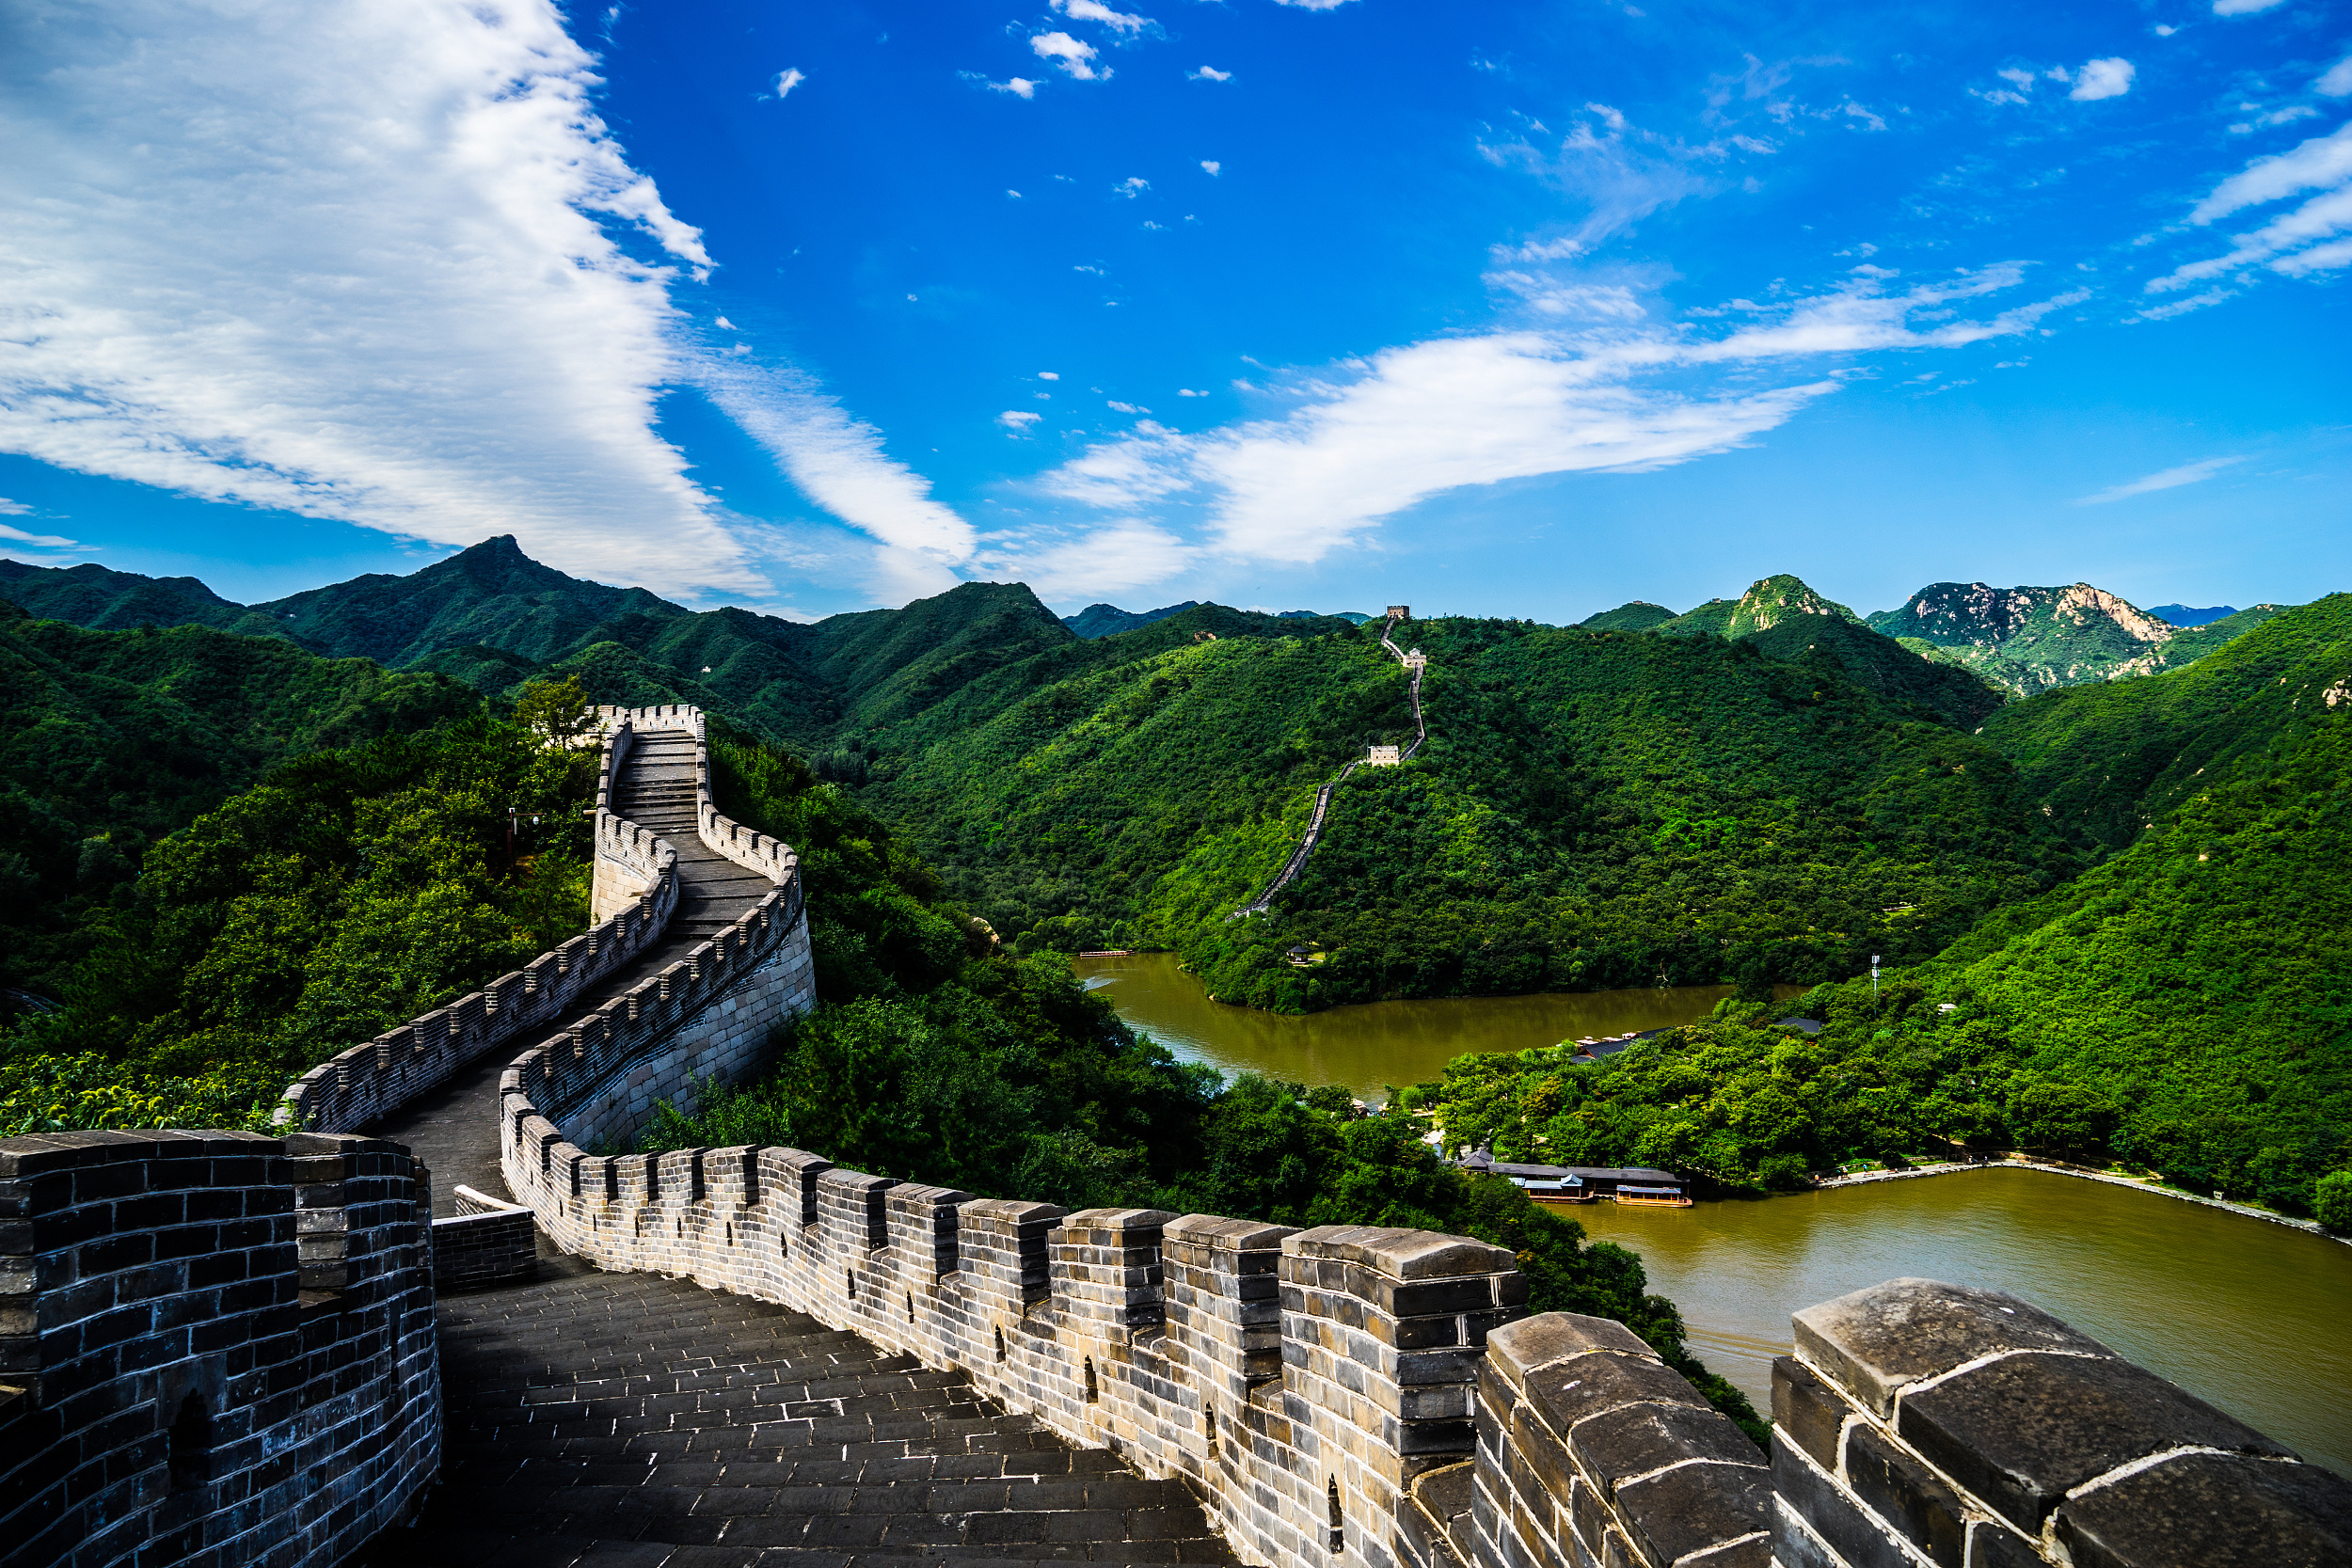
[3,701,2345,1567]
[1235,609,1430,919]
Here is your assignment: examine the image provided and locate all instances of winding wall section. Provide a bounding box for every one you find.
[1234,610,1430,919]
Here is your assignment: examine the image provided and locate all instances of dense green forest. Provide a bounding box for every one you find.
[866,600,2077,1012]
[0,600,482,1013]
[0,687,597,1136]
[1413,602,2352,1215]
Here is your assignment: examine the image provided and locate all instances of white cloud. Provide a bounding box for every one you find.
[0,520,78,547]
[1008,189,1024,198]
[775,67,805,98]
[2070,58,2136,101]
[0,499,29,515]
[2077,456,2244,503]
[715,317,737,330]
[1839,99,1888,130]
[1032,31,1106,80]
[1480,105,1711,260]
[1107,401,1152,414]
[1042,267,2063,566]
[1053,0,1152,35]
[977,520,1191,600]
[0,0,772,598]
[699,358,976,566]
[2151,123,2352,290]
[1116,177,1151,198]
[1039,372,1060,380]
[992,77,1039,99]
[1178,388,1207,397]
[2322,55,2352,96]
[2154,24,2179,36]
[2212,0,2285,13]
[1201,160,1223,176]
[997,410,1043,431]
[1271,0,1359,8]
[1191,66,1233,82]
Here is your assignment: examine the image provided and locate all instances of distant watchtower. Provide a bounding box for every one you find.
[1366,744,1402,766]
[1402,648,1427,671]
[1386,605,1410,620]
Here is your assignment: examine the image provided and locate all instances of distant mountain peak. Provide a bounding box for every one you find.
[1726,574,1859,637]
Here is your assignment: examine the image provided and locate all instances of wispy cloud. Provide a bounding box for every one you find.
[2077,455,2244,503]
[2150,122,2352,293]
[774,67,806,98]
[1043,267,2069,567]
[2212,0,2286,14]
[1190,66,1232,83]
[976,520,1192,601]
[0,0,765,598]
[698,357,977,593]
[1031,31,1106,80]
[0,518,78,548]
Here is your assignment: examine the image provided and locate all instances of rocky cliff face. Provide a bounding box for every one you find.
[1864,581,2282,698]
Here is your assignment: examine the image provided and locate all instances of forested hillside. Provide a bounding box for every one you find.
[866,606,2077,1011]
[0,602,481,1011]
[1415,605,2352,1215]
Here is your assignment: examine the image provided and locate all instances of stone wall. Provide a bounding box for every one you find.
[276,808,678,1134]
[0,1130,438,1568]
[428,1185,536,1293]
[1771,1277,2351,1568]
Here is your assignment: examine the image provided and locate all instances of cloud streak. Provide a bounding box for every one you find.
[2076,456,2245,503]
[1045,267,2070,566]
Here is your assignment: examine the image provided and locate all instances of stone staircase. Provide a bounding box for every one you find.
[363,1260,1238,1567]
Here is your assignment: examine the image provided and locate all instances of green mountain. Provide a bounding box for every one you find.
[1575,601,1677,632]
[0,559,285,640]
[1628,576,2002,728]
[860,608,2078,1011]
[0,600,481,1006]
[1063,601,1201,638]
[1972,594,2352,851]
[1866,581,2291,698]
[1659,574,1861,640]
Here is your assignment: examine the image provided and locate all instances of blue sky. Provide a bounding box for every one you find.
[2,0,2346,623]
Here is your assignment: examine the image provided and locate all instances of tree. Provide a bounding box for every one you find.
[2316,1170,2352,1233]
[514,675,594,750]
[2008,1079,2122,1156]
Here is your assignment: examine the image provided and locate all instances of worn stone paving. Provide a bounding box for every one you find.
[367,725,1238,1567]
[363,1260,1240,1567]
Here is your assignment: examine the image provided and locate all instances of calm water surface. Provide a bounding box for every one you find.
[1573,1169,2352,1477]
[1073,951,1752,1099]
[1075,954,2352,1476]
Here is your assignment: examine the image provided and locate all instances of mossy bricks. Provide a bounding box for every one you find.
[1775,1277,2352,1568]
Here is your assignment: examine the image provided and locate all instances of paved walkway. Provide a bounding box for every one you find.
[368,728,1238,1566]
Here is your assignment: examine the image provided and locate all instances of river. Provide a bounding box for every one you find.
[1073,951,1773,1099]
[1073,953,2352,1478]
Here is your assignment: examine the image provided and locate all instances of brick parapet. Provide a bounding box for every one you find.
[1771,1277,2352,1568]
[0,1129,437,1568]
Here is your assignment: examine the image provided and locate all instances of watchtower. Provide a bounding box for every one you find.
[1386,604,1409,619]
[1366,744,1402,766]
[1402,647,1427,670]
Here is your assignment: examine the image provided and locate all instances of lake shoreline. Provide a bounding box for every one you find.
[1805,1156,2351,1246]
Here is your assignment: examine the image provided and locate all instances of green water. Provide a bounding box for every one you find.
[1075,954,2352,1477]
[1073,951,1754,1099]
[1575,1169,2352,1478]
